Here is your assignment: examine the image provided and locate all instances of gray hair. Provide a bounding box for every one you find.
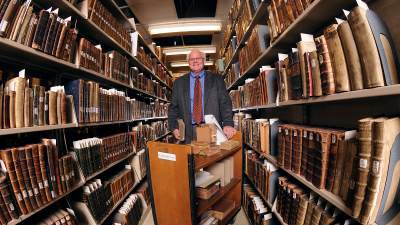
[187,50,206,61]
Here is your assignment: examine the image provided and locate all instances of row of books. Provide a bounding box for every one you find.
[0,76,77,129]
[72,132,136,178]
[230,67,277,109]
[242,117,281,157]
[131,68,169,100]
[245,150,280,205]
[0,3,78,62]
[243,184,276,225]
[276,5,399,102]
[277,176,352,225]
[267,0,315,42]
[238,25,268,76]
[221,0,242,51]
[65,79,156,124]
[225,62,240,87]
[131,121,169,150]
[130,149,147,184]
[36,208,77,225]
[80,167,135,222]
[112,193,144,225]
[87,0,132,52]
[0,139,80,223]
[136,182,150,207]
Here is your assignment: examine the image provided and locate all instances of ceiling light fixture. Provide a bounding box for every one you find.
[163,45,216,56]
[148,20,222,36]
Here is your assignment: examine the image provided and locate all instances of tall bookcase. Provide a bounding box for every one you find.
[221,0,400,225]
[147,132,243,225]
[0,0,172,224]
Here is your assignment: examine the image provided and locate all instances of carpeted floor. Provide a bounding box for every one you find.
[142,208,250,225]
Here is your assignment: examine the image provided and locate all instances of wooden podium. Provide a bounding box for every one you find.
[147,132,243,225]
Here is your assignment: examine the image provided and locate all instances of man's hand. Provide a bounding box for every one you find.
[223,126,236,139]
[173,129,180,140]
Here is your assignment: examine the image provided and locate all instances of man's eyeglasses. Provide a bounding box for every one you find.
[189,57,204,62]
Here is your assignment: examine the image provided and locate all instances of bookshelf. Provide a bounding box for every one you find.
[225,0,356,91]
[244,173,272,208]
[221,0,244,56]
[147,132,243,225]
[222,0,268,75]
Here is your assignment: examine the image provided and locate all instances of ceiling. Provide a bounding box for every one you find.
[117,0,234,76]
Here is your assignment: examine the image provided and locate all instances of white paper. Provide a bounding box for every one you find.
[204,115,227,145]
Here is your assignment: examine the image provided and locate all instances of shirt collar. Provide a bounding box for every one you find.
[190,70,205,78]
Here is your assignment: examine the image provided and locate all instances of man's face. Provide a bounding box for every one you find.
[188,51,205,73]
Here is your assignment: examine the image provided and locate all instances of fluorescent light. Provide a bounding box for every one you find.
[171,61,214,67]
[163,45,216,56]
[148,20,222,36]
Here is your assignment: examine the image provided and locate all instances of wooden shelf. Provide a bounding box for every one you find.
[219,205,241,225]
[196,177,241,216]
[279,166,353,218]
[77,116,168,127]
[84,151,136,181]
[97,176,147,225]
[223,0,268,75]
[194,147,241,170]
[272,202,288,225]
[0,123,78,136]
[8,180,85,225]
[244,143,279,167]
[226,0,356,91]
[233,84,400,111]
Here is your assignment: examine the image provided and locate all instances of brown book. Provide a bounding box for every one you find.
[6,77,26,128]
[309,51,322,96]
[32,85,40,126]
[291,127,302,174]
[11,148,33,213]
[0,0,21,37]
[352,117,374,217]
[318,209,335,225]
[339,138,357,202]
[312,130,331,189]
[58,158,66,194]
[276,56,291,102]
[303,196,317,225]
[24,87,33,127]
[283,127,293,170]
[337,20,364,91]
[300,129,308,177]
[23,13,38,47]
[325,133,339,192]
[288,50,302,100]
[38,86,45,126]
[0,171,19,220]
[48,91,57,125]
[210,199,235,220]
[0,187,11,224]
[18,147,38,210]
[44,12,59,55]
[32,9,50,50]
[295,194,309,225]
[315,35,335,95]
[0,148,28,214]
[360,117,400,224]
[31,144,47,205]
[57,91,62,125]
[310,205,323,225]
[324,24,350,93]
[0,72,3,129]
[42,139,58,199]
[348,6,384,88]
[16,6,34,44]
[38,144,52,202]
[306,130,316,182]
[25,145,43,208]
[55,19,69,58]
[278,126,285,167]
[297,34,316,98]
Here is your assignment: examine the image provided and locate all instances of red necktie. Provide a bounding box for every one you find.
[193,76,203,124]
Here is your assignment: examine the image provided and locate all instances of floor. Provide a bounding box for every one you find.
[142,208,250,225]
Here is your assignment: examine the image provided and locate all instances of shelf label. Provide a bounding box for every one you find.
[158,152,176,161]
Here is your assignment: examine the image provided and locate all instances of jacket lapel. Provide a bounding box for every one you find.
[203,71,213,112]
[182,74,190,115]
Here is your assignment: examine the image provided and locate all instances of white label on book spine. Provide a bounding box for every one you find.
[34,188,39,195]
[359,158,368,169]
[264,213,272,220]
[332,135,336,143]
[22,190,28,198]
[372,160,380,174]
[158,152,176,161]
[39,182,43,189]
[44,180,49,187]
[16,193,22,201]
[9,203,14,211]
[0,21,8,32]
[28,190,33,196]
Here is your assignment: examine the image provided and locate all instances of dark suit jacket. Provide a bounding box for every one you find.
[168,70,234,143]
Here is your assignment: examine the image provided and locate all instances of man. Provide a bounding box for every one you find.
[168,49,236,144]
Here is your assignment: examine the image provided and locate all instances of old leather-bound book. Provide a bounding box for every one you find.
[297,34,316,98]
[44,11,60,55]
[44,91,49,125]
[276,55,291,102]
[48,91,57,125]
[18,147,38,210]
[25,145,43,207]
[51,141,62,196]
[38,86,45,126]
[38,144,52,202]
[360,117,400,224]
[312,131,331,189]
[339,138,357,202]
[0,148,28,214]
[6,77,26,128]
[55,19,69,58]
[324,24,350,92]
[0,170,19,219]
[32,85,40,126]
[42,139,58,199]
[308,51,322,96]
[40,10,55,52]
[11,147,33,213]
[315,35,335,95]
[303,196,316,225]
[295,194,308,225]
[60,92,67,124]
[0,0,21,37]
[0,189,10,223]
[56,91,62,125]
[325,132,339,192]
[310,204,323,225]
[300,129,309,177]
[337,20,364,91]
[278,126,286,167]
[32,9,51,50]
[24,87,33,127]
[288,50,302,100]
[283,126,293,170]
[58,158,66,194]
[306,130,316,182]
[32,144,47,205]
[352,117,374,217]
[348,6,384,88]
[291,127,303,174]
